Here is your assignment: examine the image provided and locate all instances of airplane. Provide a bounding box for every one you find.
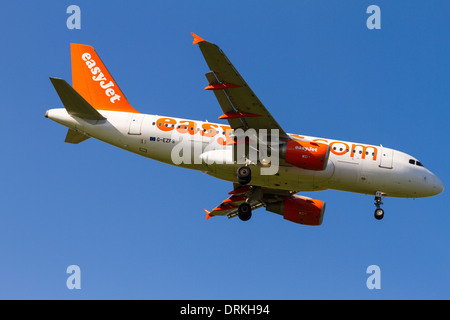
[45,33,444,226]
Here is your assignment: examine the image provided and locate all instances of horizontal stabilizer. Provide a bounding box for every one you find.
[64,128,90,144]
[49,77,106,121]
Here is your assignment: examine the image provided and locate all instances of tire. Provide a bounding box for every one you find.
[238,203,252,221]
[237,166,251,185]
[374,208,384,220]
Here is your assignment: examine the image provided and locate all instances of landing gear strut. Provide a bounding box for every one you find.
[374,191,384,220]
[237,166,251,185]
[238,202,252,221]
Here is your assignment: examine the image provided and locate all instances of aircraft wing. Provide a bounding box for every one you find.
[204,184,296,220]
[192,33,291,140]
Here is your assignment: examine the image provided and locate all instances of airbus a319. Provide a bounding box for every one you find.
[45,33,444,226]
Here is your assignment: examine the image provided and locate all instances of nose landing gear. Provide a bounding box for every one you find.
[374,191,384,220]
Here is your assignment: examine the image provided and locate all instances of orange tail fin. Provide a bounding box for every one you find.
[70,43,139,113]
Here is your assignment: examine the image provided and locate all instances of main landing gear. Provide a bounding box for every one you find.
[237,165,251,185]
[238,202,252,221]
[237,166,252,221]
[374,191,384,220]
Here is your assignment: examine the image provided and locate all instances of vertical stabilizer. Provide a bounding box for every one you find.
[70,43,139,113]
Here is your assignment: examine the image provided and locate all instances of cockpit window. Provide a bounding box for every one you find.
[409,159,425,167]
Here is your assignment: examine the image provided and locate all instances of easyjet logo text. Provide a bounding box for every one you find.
[295,145,318,153]
[81,52,121,104]
[291,135,378,161]
[155,117,234,146]
[155,117,378,161]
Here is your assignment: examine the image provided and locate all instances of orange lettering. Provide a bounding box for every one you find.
[201,123,219,137]
[351,144,377,160]
[176,120,197,135]
[313,138,329,144]
[329,141,349,156]
[217,125,234,145]
[156,117,176,132]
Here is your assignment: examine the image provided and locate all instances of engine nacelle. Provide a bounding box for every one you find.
[281,140,330,171]
[266,195,326,226]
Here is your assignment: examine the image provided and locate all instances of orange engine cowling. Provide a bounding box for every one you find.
[281,140,330,171]
[266,195,326,226]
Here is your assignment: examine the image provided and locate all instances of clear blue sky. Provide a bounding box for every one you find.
[1,1,448,299]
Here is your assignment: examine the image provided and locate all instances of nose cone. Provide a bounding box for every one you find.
[432,175,444,195]
[412,170,444,198]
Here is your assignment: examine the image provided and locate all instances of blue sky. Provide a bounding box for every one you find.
[1,1,448,299]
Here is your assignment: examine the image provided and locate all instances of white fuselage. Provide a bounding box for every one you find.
[46,108,444,199]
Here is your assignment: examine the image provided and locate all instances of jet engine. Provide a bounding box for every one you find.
[265,195,326,226]
[280,140,330,171]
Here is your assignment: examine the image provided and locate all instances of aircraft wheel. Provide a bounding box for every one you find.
[237,166,251,185]
[374,208,384,220]
[238,203,252,221]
